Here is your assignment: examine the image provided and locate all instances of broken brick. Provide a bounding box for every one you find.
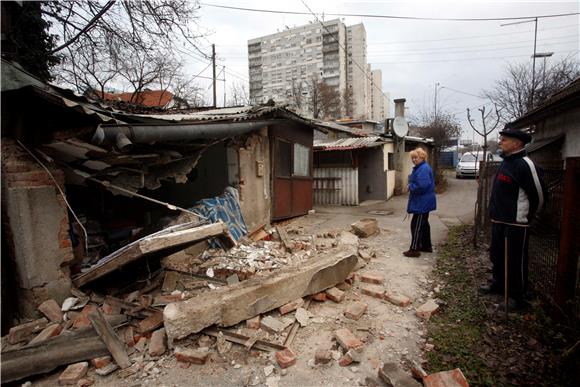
[311,292,327,302]
[28,323,62,345]
[360,284,385,299]
[137,312,164,333]
[325,287,345,303]
[95,363,118,376]
[100,302,121,315]
[344,302,368,320]
[358,272,385,285]
[8,318,48,344]
[58,362,89,385]
[416,300,439,320]
[149,328,167,357]
[423,368,469,387]
[350,218,379,238]
[339,354,353,367]
[38,299,64,322]
[275,348,297,369]
[385,293,412,307]
[246,316,261,329]
[334,328,364,351]
[314,348,332,364]
[174,347,209,364]
[279,298,304,315]
[90,356,112,369]
[72,304,98,330]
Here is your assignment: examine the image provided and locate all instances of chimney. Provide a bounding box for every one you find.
[394,98,406,118]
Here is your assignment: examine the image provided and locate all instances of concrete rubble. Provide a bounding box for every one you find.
[0,218,450,386]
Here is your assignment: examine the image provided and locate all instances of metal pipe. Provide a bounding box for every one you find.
[92,120,278,147]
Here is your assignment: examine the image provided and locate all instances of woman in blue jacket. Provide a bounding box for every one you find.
[404,148,436,258]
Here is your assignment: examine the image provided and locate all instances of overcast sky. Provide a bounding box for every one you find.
[188,0,579,141]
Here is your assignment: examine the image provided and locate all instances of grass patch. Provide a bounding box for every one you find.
[426,225,496,385]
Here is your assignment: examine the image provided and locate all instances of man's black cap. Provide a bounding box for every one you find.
[499,128,532,144]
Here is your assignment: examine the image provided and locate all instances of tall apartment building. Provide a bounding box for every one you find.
[370,69,390,121]
[248,19,389,120]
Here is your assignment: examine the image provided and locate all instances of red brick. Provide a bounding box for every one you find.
[416,300,439,320]
[325,287,345,303]
[175,347,209,364]
[38,299,64,323]
[334,328,364,351]
[344,302,368,320]
[275,348,297,369]
[311,292,327,302]
[58,362,89,385]
[90,356,111,369]
[28,323,62,345]
[385,293,412,307]
[246,316,261,329]
[59,238,73,249]
[358,271,384,285]
[279,298,304,315]
[314,348,332,365]
[423,368,469,387]
[148,328,167,357]
[360,284,385,299]
[72,304,98,329]
[8,318,49,344]
[137,312,164,333]
[339,354,354,367]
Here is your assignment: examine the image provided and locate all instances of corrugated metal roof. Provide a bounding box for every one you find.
[314,136,386,151]
[134,105,280,122]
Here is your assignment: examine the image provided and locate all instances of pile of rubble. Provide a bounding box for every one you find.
[1,218,464,386]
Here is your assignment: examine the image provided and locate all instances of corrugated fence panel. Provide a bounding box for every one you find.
[313,168,358,205]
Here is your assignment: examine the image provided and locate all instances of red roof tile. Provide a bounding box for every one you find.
[99,90,174,108]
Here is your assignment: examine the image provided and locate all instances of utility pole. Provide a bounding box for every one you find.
[434,82,440,119]
[223,66,226,107]
[212,44,217,108]
[531,17,538,107]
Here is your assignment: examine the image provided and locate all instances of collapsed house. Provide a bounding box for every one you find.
[1,59,329,323]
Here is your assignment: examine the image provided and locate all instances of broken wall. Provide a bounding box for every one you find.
[1,139,73,318]
[238,128,271,233]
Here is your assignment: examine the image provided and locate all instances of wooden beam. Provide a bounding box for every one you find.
[203,327,286,352]
[88,310,131,369]
[74,221,230,287]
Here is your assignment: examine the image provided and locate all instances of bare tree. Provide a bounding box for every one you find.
[307,75,323,119]
[414,109,462,185]
[484,55,579,123]
[41,1,206,95]
[227,82,250,106]
[290,80,305,112]
[306,76,342,119]
[172,77,207,108]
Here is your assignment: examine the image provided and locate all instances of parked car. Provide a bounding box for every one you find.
[456,151,494,178]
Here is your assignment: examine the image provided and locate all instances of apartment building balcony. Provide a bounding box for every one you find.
[322,43,340,53]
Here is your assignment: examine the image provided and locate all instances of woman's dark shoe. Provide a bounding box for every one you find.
[403,249,421,258]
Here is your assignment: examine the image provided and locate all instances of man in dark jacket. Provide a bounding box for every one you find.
[481,128,546,310]
[404,148,436,258]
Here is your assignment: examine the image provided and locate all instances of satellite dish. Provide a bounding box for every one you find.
[393,116,409,138]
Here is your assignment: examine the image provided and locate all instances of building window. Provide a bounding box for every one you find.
[293,143,310,176]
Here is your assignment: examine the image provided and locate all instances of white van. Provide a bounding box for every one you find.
[456,151,494,178]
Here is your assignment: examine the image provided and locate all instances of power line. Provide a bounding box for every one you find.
[369,39,579,58]
[373,49,579,65]
[201,3,580,22]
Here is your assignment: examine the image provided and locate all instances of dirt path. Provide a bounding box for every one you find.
[32,177,477,387]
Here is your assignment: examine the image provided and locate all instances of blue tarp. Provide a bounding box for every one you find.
[192,187,248,248]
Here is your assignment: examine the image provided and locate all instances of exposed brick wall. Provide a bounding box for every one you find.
[1,139,73,317]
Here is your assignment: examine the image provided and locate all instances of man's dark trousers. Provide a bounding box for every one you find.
[490,222,530,301]
[410,213,431,251]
